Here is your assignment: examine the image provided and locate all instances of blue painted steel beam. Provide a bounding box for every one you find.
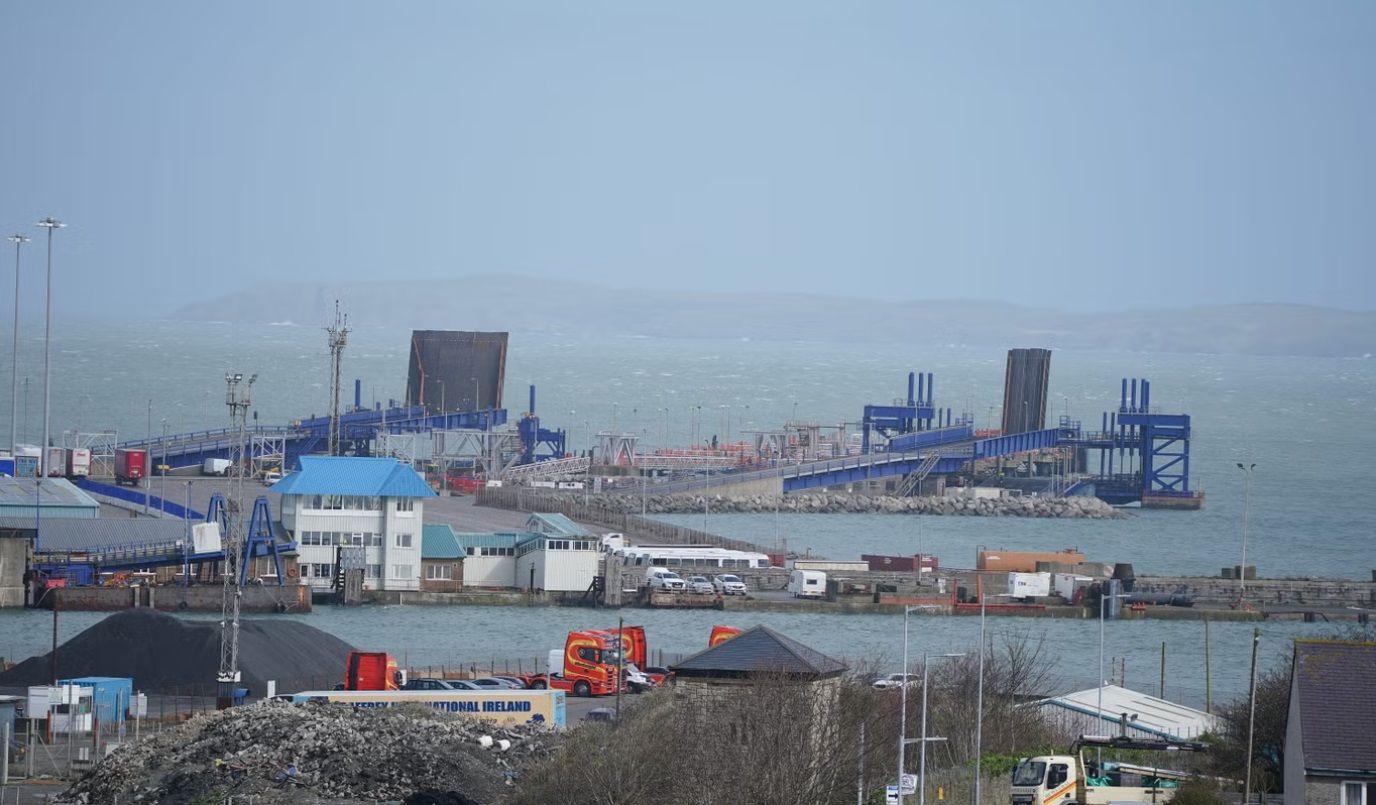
[973,428,1060,460]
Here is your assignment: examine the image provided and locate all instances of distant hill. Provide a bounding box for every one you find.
[172,276,1376,358]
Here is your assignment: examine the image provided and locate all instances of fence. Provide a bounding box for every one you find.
[476,487,769,553]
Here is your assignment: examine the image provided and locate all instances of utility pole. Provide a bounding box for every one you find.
[217,372,256,709]
[1236,463,1256,605]
[35,218,63,476]
[6,234,28,458]
[326,302,350,456]
[1203,619,1212,713]
[1244,627,1260,805]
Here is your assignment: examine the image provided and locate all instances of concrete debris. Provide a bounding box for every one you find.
[61,700,561,805]
[566,491,1122,518]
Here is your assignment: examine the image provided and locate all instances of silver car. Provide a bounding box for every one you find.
[687,576,715,595]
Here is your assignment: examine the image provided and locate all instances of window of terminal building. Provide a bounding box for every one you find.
[395,533,413,548]
[396,498,414,513]
[366,564,381,579]
[391,564,413,579]
[426,564,452,581]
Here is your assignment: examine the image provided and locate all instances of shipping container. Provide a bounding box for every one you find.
[12,445,40,478]
[115,449,147,486]
[58,676,133,724]
[1007,572,1052,599]
[44,446,66,477]
[787,559,869,573]
[1052,573,1093,600]
[976,548,1085,573]
[66,448,91,478]
[862,554,939,573]
[285,689,566,728]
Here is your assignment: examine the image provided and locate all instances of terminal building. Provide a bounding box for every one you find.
[419,514,599,593]
[274,456,436,592]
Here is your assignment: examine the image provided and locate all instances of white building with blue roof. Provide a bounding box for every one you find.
[274,456,436,591]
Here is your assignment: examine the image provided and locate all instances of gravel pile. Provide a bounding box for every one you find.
[62,699,561,804]
[0,609,353,694]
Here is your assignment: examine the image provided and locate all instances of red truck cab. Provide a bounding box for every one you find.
[531,630,623,697]
[709,625,744,648]
[343,651,405,691]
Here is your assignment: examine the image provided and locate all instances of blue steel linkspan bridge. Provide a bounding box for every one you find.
[641,371,1200,509]
[119,381,567,475]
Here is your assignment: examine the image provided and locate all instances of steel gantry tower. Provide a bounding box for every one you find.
[326,302,350,456]
[217,371,255,709]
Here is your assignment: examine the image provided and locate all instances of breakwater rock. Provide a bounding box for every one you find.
[577,492,1122,518]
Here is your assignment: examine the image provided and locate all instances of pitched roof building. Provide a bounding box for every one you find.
[671,625,847,681]
[1030,684,1220,740]
[1284,640,1376,805]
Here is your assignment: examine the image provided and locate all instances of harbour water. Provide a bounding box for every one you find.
[0,605,1354,708]
[16,320,1366,580]
[0,320,1371,702]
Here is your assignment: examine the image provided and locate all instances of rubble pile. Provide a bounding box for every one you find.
[63,700,562,805]
[576,491,1122,518]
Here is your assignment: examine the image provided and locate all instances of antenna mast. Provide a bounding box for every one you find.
[326,301,350,456]
[217,371,256,709]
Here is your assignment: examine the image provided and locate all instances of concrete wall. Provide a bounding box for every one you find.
[0,537,28,608]
[1136,576,1376,608]
[48,583,311,613]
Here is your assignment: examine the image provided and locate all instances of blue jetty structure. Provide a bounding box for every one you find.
[118,380,566,475]
[25,493,296,587]
[641,368,1199,509]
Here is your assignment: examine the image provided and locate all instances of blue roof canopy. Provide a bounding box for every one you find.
[272,456,436,498]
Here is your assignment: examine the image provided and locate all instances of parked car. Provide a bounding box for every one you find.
[712,574,748,596]
[471,677,524,690]
[647,568,686,592]
[403,678,478,691]
[687,576,715,595]
[488,675,532,689]
[261,469,283,485]
[871,673,920,691]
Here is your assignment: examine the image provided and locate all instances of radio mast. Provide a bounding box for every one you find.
[326,301,350,456]
[217,371,255,709]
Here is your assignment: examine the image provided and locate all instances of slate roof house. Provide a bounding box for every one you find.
[1283,640,1376,805]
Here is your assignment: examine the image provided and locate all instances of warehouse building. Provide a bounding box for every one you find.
[0,478,99,520]
[1028,684,1218,740]
[274,456,435,591]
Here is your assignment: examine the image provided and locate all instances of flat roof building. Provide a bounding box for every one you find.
[0,478,99,520]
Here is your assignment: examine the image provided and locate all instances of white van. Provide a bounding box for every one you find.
[202,458,231,476]
[788,569,826,599]
[646,567,686,592]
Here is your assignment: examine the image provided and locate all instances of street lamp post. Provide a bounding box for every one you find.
[1236,463,1256,603]
[6,234,28,458]
[35,219,63,476]
[896,605,943,804]
[975,591,1016,805]
[1097,591,1132,734]
[919,653,966,805]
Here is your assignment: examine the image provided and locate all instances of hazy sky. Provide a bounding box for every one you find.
[2,1,1373,313]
